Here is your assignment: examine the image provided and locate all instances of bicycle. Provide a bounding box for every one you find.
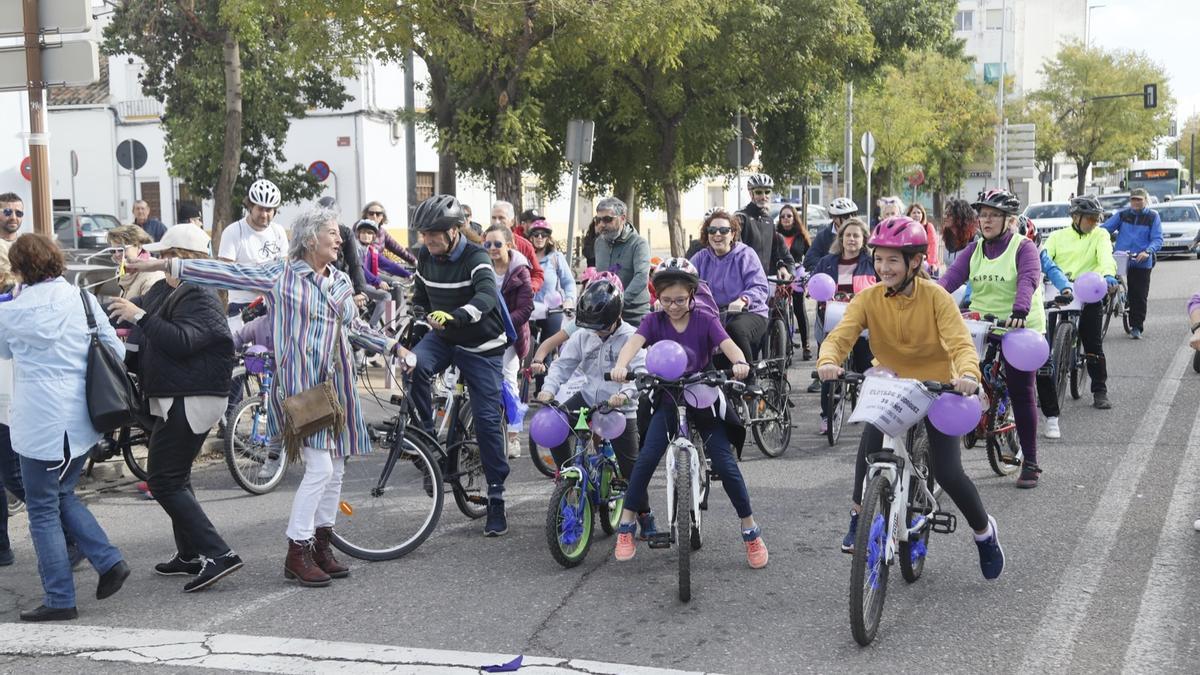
[765,275,797,367]
[224,346,288,495]
[1101,275,1130,339]
[960,315,1023,477]
[84,373,150,482]
[740,357,793,458]
[1042,290,1076,413]
[534,400,625,568]
[819,297,864,446]
[837,371,960,646]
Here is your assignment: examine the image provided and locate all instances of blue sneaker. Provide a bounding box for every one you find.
[484,498,508,537]
[1130,328,1142,340]
[636,512,658,541]
[974,515,1005,580]
[840,511,859,554]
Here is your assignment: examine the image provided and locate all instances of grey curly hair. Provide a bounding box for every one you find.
[289,207,340,260]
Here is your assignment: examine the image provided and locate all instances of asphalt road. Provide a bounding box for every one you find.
[2,258,1200,674]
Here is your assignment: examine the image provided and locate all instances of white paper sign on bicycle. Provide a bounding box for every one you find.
[847,376,937,437]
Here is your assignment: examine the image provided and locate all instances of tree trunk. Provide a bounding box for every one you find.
[663,180,684,256]
[1076,160,1089,196]
[438,151,457,197]
[211,32,243,253]
[493,165,523,213]
[427,58,457,196]
[932,190,944,221]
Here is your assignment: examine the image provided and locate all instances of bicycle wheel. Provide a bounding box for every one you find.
[1193,350,1200,374]
[1121,293,1131,335]
[693,431,711,512]
[1069,338,1085,400]
[529,439,558,478]
[331,431,443,561]
[597,459,623,535]
[120,427,150,482]
[224,397,287,495]
[545,478,593,568]
[768,317,789,366]
[986,403,1022,477]
[447,440,488,519]
[1100,295,1113,340]
[900,424,932,584]
[1051,322,1074,411]
[675,446,694,603]
[752,378,793,458]
[826,379,846,446]
[849,475,891,646]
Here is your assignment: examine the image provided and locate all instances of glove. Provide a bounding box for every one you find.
[428,310,454,326]
[1104,275,1118,287]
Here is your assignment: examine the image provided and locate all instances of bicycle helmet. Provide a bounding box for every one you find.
[867,216,928,253]
[247,179,282,208]
[652,257,700,293]
[828,197,858,217]
[412,194,466,232]
[355,218,379,234]
[1017,215,1037,241]
[1068,195,1103,216]
[747,174,774,190]
[527,219,552,235]
[575,279,625,330]
[973,188,1021,216]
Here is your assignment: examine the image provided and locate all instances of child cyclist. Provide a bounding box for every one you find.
[817,216,1005,580]
[609,264,768,569]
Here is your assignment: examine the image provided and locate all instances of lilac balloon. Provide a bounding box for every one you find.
[806,273,837,302]
[927,393,982,437]
[646,340,687,380]
[530,407,571,448]
[864,366,898,379]
[683,383,719,408]
[590,410,627,441]
[1074,272,1107,304]
[1001,328,1050,371]
[545,290,563,309]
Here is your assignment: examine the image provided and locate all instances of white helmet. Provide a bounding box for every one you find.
[747,173,774,190]
[247,179,282,208]
[828,197,858,216]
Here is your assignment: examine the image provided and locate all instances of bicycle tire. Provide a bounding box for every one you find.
[331,433,443,561]
[597,460,623,536]
[1069,337,1085,400]
[826,378,844,446]
[900,423,933,583]
[849,475,891,646]
[447,440,488,519]
[529,439,558,478]
[693,431,711,512]
[986,405,1022,477]
[1100,294,1113,340]
[120,428,150,482]
[752,378,792,458]
[675,446,694,603]
[1121,294,1131,335]
[768,317,789,367]
[545,478,593,568]
[1051,322,1074,411]
[224,397,287,495]
[1193,350,1200,374]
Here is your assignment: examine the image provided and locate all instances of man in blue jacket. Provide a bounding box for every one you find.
[1102,188,1162,339]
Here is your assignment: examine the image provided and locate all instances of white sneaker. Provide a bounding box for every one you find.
[1043,417,1061,439]
[506,435,522,458]
[257,455,281,480]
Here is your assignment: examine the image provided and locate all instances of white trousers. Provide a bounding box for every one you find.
[502,346,520,434]
[285,447,346,541]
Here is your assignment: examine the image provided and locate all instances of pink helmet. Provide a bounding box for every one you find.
[581,269,624,293]
[868,216,927,252]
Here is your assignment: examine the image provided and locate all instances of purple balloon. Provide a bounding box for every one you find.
[683,383,719,408]
[1001,328,1050,371]
[590,410,627,440]
[646,340,687,380]
[530,407,571,448]
[927,393,982,437]
[1074,272,1107,304]
[864,366,898,379]
[806,273,837,302]
[545,290,563,309]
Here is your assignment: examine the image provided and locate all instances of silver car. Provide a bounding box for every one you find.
[1149,203,1200,258]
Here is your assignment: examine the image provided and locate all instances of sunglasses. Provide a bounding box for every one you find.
[660,296,691,307]
[529,231,550,238]
[483,240,506,249]
[596,215,618,224]
[366,210,385,217]
[1,208,23,218]
[752,189,771,196]
[707,226,732,235]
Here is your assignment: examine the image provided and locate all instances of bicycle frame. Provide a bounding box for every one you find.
[664,403,704,541]
[865,431,938,566]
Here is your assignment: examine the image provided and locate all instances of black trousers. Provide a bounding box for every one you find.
[1036,313,1060,418]
[147,399,231,560]
[716,312,767,367]
[549,393,638,480]
[1079,302,1108,393]
[1126,266,1152,332]
[791,292,810,351]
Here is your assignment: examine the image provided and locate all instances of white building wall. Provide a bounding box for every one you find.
[0,90,33,224]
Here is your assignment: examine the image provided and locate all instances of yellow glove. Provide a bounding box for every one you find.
[428,310,454,326]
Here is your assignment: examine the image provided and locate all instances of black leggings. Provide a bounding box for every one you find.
[716,312,767,366]
[791,292,810,350]
[852,420,989,532]
[821,336,872,420]
[1079,301,1108,393]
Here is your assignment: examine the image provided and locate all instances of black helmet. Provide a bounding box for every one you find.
[973,189,1021,216]
[575,280,624,330]
[412,194,465,232]
[1068,195,1103,217]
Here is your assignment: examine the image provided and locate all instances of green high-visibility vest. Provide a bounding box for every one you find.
[968,234,1045,333]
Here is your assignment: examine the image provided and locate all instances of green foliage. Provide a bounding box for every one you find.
[910,50,997,198]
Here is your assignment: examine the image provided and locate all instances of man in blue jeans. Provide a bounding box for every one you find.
[397,195,511,537]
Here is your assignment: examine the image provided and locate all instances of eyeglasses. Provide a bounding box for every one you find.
[483,240,506,249]
[1,208,23,218]
[366,210,385,217]
[660,296,691,307]
[596,215,618,224]
[752,189,771,196]
[707,226,732,235]
[978,211,1007,221]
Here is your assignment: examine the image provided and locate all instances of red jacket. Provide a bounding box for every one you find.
[512,234,544,293]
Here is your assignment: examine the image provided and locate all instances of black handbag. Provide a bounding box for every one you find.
[79,288,138,432]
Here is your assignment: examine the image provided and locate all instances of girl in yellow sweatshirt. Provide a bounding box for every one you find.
[817,216,1004,580]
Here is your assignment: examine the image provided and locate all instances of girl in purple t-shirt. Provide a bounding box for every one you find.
[609,266,768,570]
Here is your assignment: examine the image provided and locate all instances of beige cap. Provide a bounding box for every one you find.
[1129,187,1150,200]
[144,224,212,254]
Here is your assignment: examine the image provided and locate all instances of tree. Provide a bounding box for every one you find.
[1032,41,1173,196]
[104,1,358,245]
[854,64,937,197]
[1174,113,1200,193]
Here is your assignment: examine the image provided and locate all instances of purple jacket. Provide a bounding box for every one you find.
[939,231,1041,315]
[1188,291,1200,317]
[234,314,274,351]
[499,249,534,358]
[376,229,418,266]
[690,242,769,318]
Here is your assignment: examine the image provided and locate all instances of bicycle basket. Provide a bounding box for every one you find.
[244,347,271,375]
[1112,251,1129,276]
[847,376,937,437]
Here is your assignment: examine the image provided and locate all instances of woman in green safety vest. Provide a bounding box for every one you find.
[939,189,1045,489]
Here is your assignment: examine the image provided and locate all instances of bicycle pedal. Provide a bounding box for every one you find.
[609,478,628,492]
[646,532,673,549]
[465,495,487,505]
[999,452,1022,466]
[929,511,957,534]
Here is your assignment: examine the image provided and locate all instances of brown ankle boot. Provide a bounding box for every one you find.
[312,527,350,579]
[283,539,331,587]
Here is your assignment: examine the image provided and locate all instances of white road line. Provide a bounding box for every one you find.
[1121,382,1200,670]
[1018,343,1193,674]
[0,623,716,674]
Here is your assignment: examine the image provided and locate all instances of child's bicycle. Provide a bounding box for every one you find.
[224,346,287,495]
[618,368,744,603]
[532,400,626,568]
[960,314,1023,477]
[835,371,962,646]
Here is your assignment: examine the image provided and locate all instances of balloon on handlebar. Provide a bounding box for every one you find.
[1074,272,1107,304]
[683,383,719,408]
[590,409,626,440]
[1000,328,1049,371]
[545,290,563,309]
[928,393,982,436]
[806,273,837,302]
[645,340,687,380]
[529,407,571,448]
[863,366,898,379]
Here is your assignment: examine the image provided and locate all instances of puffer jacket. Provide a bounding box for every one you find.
[135,280,235,398]
[540,321,646,417]
[736,202,795,274]
[499,249,534,358]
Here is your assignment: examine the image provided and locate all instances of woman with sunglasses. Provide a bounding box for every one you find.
[527,220,576,346]
[484,225,534,459]
[360,201,416,267]
[689,209,769,370]
[776,204,812,360]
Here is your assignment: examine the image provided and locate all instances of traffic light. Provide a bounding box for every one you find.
[1144,83,1158,109]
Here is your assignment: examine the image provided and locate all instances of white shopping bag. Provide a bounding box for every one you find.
[1043,282,1081,311]
[962,319,992,359]
[847,376,937,437]
[530,301,548,321]
[1113,251,1129,276]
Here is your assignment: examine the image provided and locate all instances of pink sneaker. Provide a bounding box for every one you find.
[614,522,637,561]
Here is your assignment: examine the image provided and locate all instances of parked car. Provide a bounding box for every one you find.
[1148,203,1200,258]
[767,201,833,233]
[53,212,122,250]
[1023,201,1073,237]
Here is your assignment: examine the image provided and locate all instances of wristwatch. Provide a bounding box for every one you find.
[133,310,147,324]
[1191,321,1200,333]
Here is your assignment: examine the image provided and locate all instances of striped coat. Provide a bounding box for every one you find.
[177,258,393,458]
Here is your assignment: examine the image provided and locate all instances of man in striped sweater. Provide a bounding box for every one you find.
[398,195,512,536]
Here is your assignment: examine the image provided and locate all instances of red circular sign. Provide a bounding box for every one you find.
[308,160,331,182]
[20,156,31,181]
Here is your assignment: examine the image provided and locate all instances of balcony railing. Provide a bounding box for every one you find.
[115,99,164,121]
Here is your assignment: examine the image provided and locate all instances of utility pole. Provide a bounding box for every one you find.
[994,0,1007,189]
[403,48,418,246]
[844,82,853,200]
[22,0,52,236]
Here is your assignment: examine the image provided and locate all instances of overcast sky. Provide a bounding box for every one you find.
[1090,0,1198,125]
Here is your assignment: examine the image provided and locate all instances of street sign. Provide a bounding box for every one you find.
[1004,123,1036,178]
[565,119,595,165]
[1144,83,1157,109]
[860,155,874,173]
[19,156,31,181]
[860,131,875,157]
[908,169,925,188]
[70,150,78,177]
[116,139,148,171]
[0,40,98,90]
[726,138,754,169]
[308,160,331,182]
[0,0,92,34]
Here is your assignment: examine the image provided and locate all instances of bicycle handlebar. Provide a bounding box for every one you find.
[816,370,964,395]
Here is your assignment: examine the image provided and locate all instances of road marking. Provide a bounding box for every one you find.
[1121,385,1200,670]
[0,623,716,674]
[1018,343,1192,673]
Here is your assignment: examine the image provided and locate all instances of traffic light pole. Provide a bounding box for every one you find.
[23,0,52,236]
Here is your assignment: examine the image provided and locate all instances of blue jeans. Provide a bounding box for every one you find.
[624,397,753,519]
[20,440,122,609]
[409,333,509,498]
